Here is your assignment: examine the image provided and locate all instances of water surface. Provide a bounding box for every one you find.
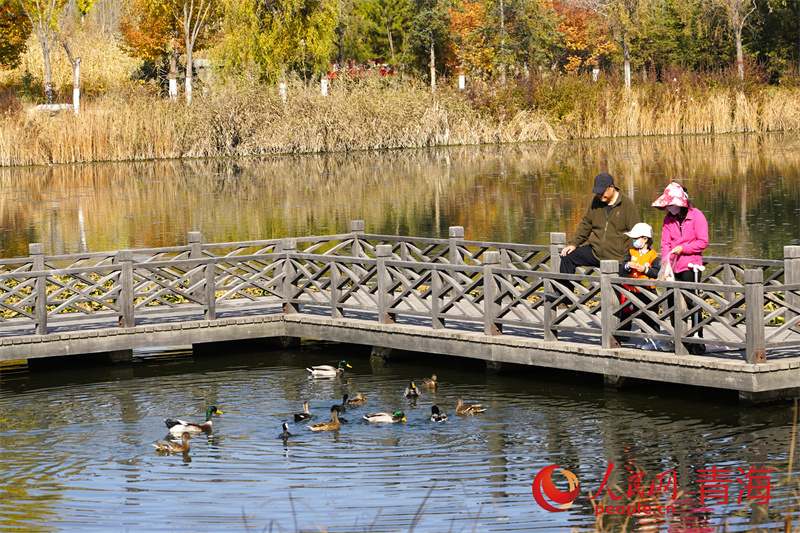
[1,347,797,532]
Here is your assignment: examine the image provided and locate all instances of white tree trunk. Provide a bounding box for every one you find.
[429,37,436,93]
[735,27,744,80]
[72,58,81,115]
[623,40,631,90]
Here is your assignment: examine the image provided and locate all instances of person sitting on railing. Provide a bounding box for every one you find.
[617,223,662,350]
[556,172,641,299]
[652,182,709,354]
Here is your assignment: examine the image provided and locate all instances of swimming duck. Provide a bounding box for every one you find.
[430,405,448,422]
[306,360,352,378]
[294,401,312,422]
[164,405,222,434]
[404,380,420,399]
[278,423,292,440]
[152,432,192,453]
[334,394,349,412]
[348,392,367,405]
[421,374,439,389]
[309,406,342,432]
[455,397,486,415]
[363,410,406,423]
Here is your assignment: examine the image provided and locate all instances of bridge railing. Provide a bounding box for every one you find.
[2,225,799,365]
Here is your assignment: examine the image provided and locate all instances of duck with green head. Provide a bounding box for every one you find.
[363,411,406,423]
[306,360,352,378]
[164,405,222,435]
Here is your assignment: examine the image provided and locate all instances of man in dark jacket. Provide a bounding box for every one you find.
[559,172,641,280]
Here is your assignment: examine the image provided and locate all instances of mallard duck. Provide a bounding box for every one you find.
[294,401,312,422]
[278,423,292,440]
[152,432,192,453]
[306,360,352,378]
[456,397,486,415]
[334,394,349,412]
[347,392,367,405]
[430,405,448,422]
[363,410,406,423]
[309,406,342,432]
[164,405,222,434]
[404,380,420,399]
[421,374,439,389]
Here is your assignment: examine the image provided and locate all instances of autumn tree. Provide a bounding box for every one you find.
[212,0,339,82]
[711,0,757,80]
[176,0,216,102]
[18,0,67,103]
[0,0,31,68]
[120,0,182,98]
[553,0,615,72]
[447,0,492,76]
[564,0,653,88]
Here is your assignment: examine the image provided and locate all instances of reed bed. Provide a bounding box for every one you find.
[3,73,800,167]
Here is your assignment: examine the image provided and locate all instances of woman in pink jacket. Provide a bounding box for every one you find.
[652,182,709,353]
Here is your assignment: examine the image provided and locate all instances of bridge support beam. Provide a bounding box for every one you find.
[370,346,393,363]
[739,387,800,406]
[485,360,505,374]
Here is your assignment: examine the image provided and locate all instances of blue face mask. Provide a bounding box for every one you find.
[633,238,646,249]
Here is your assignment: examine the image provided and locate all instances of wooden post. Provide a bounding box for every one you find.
[330,260,342,319]
[117,250,135,327]
[449,226,464,265]
[351,220,365,258]
[673,286,688,355]
[431,268,444,329]
[543,277,557,341]
[30,243,47,336]
[784,246,800,332]
[188,232,203,301]
[600,260,619,348]
[483,251,502,336]
[376,245,394,324]
[550,232,566,273]
[204,258,216,321]
[283,238,298,314]
[745,269,767,364]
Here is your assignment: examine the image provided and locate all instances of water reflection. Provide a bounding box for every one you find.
[1,133,799,260]
[0,348,796,532]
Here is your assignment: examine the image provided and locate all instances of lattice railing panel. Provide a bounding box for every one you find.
[384,264,434,317]
[763,284,800,346]
[493,271,546,327]
[0,275,37,321]
[44,270,123,316]
[213,256,283,303]
[436,268,485,321]
[132,263,206,309]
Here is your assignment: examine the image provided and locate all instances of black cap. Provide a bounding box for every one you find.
[591,173,614,194]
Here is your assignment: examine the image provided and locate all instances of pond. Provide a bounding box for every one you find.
[0,347,797,532]
[0,133,798,531]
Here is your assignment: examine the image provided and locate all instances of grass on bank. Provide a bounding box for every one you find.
[2,68,800,166]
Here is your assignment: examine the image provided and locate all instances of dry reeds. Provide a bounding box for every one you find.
[3,70,800,167]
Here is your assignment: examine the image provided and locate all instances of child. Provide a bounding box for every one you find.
[618,223,662,349]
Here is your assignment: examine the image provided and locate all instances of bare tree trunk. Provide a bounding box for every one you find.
[735,26,744,80]
[500,0,506,84]
[61,39,81,114]
[168,52,178,101]
[622,39,631,90]
[387,21,395,62]
[429,34,436,93]
[43,49,54,104]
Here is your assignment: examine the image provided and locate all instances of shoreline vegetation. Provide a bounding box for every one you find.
[3,73,800,168]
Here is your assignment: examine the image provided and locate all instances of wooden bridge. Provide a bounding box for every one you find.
[1,221,798,404]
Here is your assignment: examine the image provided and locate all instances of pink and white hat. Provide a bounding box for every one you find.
[651,182,689,209]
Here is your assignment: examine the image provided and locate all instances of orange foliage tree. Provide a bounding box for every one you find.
[552,0,615,72]
[446,0,495,76]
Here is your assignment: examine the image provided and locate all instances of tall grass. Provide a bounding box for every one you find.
[3,71,800,167]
